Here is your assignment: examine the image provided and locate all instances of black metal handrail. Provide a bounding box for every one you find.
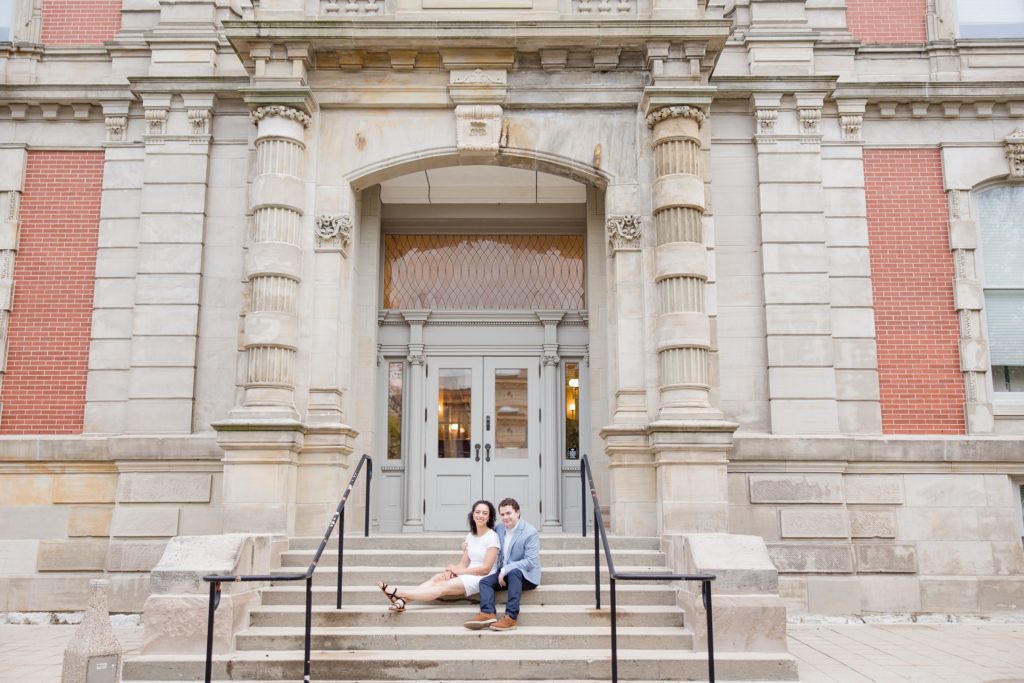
[580,453,716,683]
[201,453,373,683]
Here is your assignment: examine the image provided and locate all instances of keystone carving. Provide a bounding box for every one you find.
[1005,128,1024,178]
[455,104,503,155]
[646,105,706,129]
[314,214,353,252]
[606,214,643,251]
[105,116,127,142]
[249,106,312,129]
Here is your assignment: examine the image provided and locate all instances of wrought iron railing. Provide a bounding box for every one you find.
[201,453,373,683]
[580,453,716,683]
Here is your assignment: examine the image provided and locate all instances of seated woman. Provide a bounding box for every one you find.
[378,500,499,612]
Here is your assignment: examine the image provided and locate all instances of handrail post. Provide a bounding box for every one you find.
[580,460,586,538]
[593,504,600,610]
[337,508,345,610]
[610,576,618,683]
[204,580,218,683]
[364,457,372,537]
[304,576,313,682]
[704,580,715,683]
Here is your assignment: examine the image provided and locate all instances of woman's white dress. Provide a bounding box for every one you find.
[459,529,500,596]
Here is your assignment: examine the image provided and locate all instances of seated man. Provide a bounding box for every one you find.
[463,497,541,631]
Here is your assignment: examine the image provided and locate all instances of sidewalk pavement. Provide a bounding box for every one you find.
[0,622,1021,682]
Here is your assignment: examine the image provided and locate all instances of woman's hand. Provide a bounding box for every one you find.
[445,564,461,576]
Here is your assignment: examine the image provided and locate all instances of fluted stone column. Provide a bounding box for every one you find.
[645,104,734,535]
[648,105,715,418]
[241,105,311,418]
[216,104,311,535]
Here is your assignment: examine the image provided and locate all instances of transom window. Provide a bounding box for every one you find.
[977,186,1024,393]
[0,0,15,41]
[957,0,1024,39]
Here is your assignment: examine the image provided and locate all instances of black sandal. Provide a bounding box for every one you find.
[388,597,406,613]
[378,581,400,606]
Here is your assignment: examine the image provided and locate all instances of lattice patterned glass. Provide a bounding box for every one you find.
[383,235,585,310]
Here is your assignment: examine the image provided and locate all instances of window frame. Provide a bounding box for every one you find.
[954,0,1024,40]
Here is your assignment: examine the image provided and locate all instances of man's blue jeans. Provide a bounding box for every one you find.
[479,569,537,620]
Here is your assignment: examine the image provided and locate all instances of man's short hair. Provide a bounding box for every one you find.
[498,497,520,513]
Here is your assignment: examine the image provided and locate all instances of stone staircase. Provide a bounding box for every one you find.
[123,534,798,681]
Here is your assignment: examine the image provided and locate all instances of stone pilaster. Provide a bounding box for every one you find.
[644,102,736,536]
[402,312,429,532]
[539,312,564,532]
[0,147,26,418]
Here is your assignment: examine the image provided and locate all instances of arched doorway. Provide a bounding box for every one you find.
[361,164,601,532]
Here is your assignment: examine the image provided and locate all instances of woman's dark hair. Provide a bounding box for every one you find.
[467,500,497,535]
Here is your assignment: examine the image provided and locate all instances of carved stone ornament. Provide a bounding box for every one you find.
[755,107,777,135]
[407,351,426,366]
[145,108,167,135]
[840,114,863,141]
[188,109,211,136]
[646,105,706,129]
[542,353,560,367]
[606,214,643,251]
[249,105,312,128]
[1005,128,1024,178]
[799,107,822,134]
[451,68,505,85]
[455,104,503,155]
[105,116,127,142]
[314,214,353,252]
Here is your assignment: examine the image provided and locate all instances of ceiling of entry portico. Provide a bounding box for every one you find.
[379,165,587,204]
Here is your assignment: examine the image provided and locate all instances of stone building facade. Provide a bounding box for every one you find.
[0,0,1022,618]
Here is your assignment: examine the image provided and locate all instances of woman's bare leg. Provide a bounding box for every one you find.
[395,576,466,603]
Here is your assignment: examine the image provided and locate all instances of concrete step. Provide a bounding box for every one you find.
[248,604,685,628]
[259,584,676,607]
[280,547,666,568]
[272,565,673,587]
[123,649,799,681]
[234,625,693,651]
[288,534,660,552]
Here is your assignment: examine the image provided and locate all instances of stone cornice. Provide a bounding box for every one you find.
[833,80,1024,103]
[710,75,839,99]
[732,434,1024,467]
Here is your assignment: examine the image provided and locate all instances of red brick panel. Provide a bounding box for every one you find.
[846,0,927,43]
[1,151,103,434]
[41,0,122,46]
[864,149,965,435]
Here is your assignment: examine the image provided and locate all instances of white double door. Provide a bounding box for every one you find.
[424,356,540,531]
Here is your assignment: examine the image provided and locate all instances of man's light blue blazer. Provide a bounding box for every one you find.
[496,519,542,586]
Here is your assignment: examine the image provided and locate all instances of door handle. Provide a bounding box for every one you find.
[484,443,492,462]
[474,443,481,462]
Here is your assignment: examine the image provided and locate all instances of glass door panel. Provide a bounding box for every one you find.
[438,368,472,459]
[493,368,528,459]
[483,358,540,525]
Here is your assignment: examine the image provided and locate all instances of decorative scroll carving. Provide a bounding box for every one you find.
[542,354,560,366]
[799,107,822,134]
[1005,128,1024,178]
[754,107,777,135]
[455,104,503,155]
[646,105,706,129]
[188,109,211,136]
[606,214,643,251]
[407,351,425,366]
[249,105,312,129]
[145,109,167,135]
[105,116,127,142]
[575,0,633,13]
[451,68,505,85]
[314,214,353,252]
[840,114,863,141]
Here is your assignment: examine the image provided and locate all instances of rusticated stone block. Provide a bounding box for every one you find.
[920,577,979,612]
[109,506,180,538]
[849,508,896,538]
[768,543,854,573]
[843,474,903,504]
[749,474,843,504]
[978,577,1024,611]
[67,506,113,537]
[904,474,987,507]
[0,540,40,574]
[0,474,52,505]
[117,473,212,503]
[860,575,921,613]
[806,576,861,615]
[106,540,169,572]
[37,539,108,571]
[52,473,117,504]
[918,541,994,575]
[780,508,847,538]
[854,543,916,573]
[0,506,70,539]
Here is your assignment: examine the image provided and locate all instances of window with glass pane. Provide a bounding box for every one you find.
[564,363,579,460]
[438,369,472,458]
[958,0,1024,38]
[387,362,404,460]
[0,0,14,41]
[494,369,528,459]
[978,186,1024,392]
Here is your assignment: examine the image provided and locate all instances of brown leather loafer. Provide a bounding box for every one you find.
[489,615,518,631]
[463,613,497,630]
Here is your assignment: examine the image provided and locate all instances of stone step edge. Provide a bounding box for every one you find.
[251,604,681,613]
[264,583,675,592]
[238,626,691,636]
[128,649,788,662]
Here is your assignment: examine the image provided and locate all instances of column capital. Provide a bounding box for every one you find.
[646,105,707,129]
[249,105,312,128]
[606,214,643,252]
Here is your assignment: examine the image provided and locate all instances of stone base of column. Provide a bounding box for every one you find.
[612,389,649,425]
[601,424,656,536]
[649,418,737,536]
[214,420,305,535]
[295,424,358,536]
